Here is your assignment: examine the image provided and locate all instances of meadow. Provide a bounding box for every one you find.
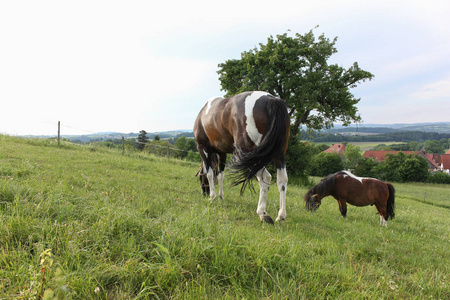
[0,135,448,299]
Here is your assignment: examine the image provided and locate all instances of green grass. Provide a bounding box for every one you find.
[0,135,449,299]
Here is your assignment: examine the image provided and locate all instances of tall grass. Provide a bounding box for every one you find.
[0,135,449,299]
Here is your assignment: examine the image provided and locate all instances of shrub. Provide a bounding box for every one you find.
[310,152,344,177]
[427,172,450,184]
[354,157,379,178]
[285,140,314,178]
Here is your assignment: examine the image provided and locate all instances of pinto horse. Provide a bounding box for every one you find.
[304,171,395,226]
[194,91,290,224]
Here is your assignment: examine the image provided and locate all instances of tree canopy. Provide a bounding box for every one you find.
[136,130,149,150]
[217,29,374,140]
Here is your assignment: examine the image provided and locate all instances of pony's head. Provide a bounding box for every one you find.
[304,187,322,212]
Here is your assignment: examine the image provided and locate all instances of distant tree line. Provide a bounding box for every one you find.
[302,130,450,143]
[375,139,450,154]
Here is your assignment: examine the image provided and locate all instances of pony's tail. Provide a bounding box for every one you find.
[231,98,290,194]
[386,183,395,220]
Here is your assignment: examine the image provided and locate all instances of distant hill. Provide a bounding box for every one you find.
[330,122,450,134]
[302,122,450,143]
[22,122,450,143]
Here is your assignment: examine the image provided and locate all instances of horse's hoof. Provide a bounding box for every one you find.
[261,215,274,225]
[275,216,285,222]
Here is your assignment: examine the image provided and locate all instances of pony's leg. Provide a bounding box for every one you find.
[256,168,272,223]
[338,201,347,218]
[275,167,288,222]
[374,204,388,226]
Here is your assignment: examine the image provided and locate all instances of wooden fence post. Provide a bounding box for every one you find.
[122,136,125,155]
[58,121,61,147]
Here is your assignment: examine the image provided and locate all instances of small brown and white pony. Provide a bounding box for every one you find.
[304,171,395,226]
[194,91,290,224]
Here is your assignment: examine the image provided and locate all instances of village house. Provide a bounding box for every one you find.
[324,143,346,155]
[439,154,450,174]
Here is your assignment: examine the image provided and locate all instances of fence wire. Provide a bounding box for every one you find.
[52,121,200,157]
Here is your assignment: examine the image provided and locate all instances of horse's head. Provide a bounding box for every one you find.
[195,166,210,196]
[304,188,322,212]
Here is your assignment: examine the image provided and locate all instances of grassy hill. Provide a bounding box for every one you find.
[0,135,449,299]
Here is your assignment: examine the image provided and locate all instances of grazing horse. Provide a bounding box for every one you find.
[304,171,395,226]
[194,91,290,224]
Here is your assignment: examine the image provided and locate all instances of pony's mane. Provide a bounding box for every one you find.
[305,171,346,202]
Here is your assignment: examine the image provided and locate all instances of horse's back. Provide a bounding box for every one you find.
[194,91,283,154]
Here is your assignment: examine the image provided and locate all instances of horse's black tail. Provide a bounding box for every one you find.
[231,98,290,194]
[386,183,395,220]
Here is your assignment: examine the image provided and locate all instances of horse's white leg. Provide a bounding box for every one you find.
[206,166,216,201]
[217,171,224,199]
[380,215,388,226]
[275,167,288,222]
[256,168,272,221]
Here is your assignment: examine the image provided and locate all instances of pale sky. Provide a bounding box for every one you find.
[1,0,449,136]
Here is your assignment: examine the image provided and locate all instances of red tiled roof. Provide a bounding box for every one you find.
[422,153,440,169]
[440,154,450,170]
[324,144,346,154]
[363,151,419,162]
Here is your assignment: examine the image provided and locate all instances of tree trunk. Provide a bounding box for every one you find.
[290,117,302,142]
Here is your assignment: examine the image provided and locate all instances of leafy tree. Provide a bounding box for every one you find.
[310,152,344,177]
[373,152,428,182]
[145,140,171,157]
[373,144,392,151]
[186,150,202,163]
[373,152,405,182]
[424,140,444,154]
[407,141,421,151]
[314,144,330,153]
[354,157,379,178]
[439,138,450,151]
[154,134,161,141]
[284,140,315,179]
[344,144,361,170]
[399,156,429,182]
[136,130,149,150]
[217,28,374,140]
[174,136,197,159]
[390,143,410,151]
